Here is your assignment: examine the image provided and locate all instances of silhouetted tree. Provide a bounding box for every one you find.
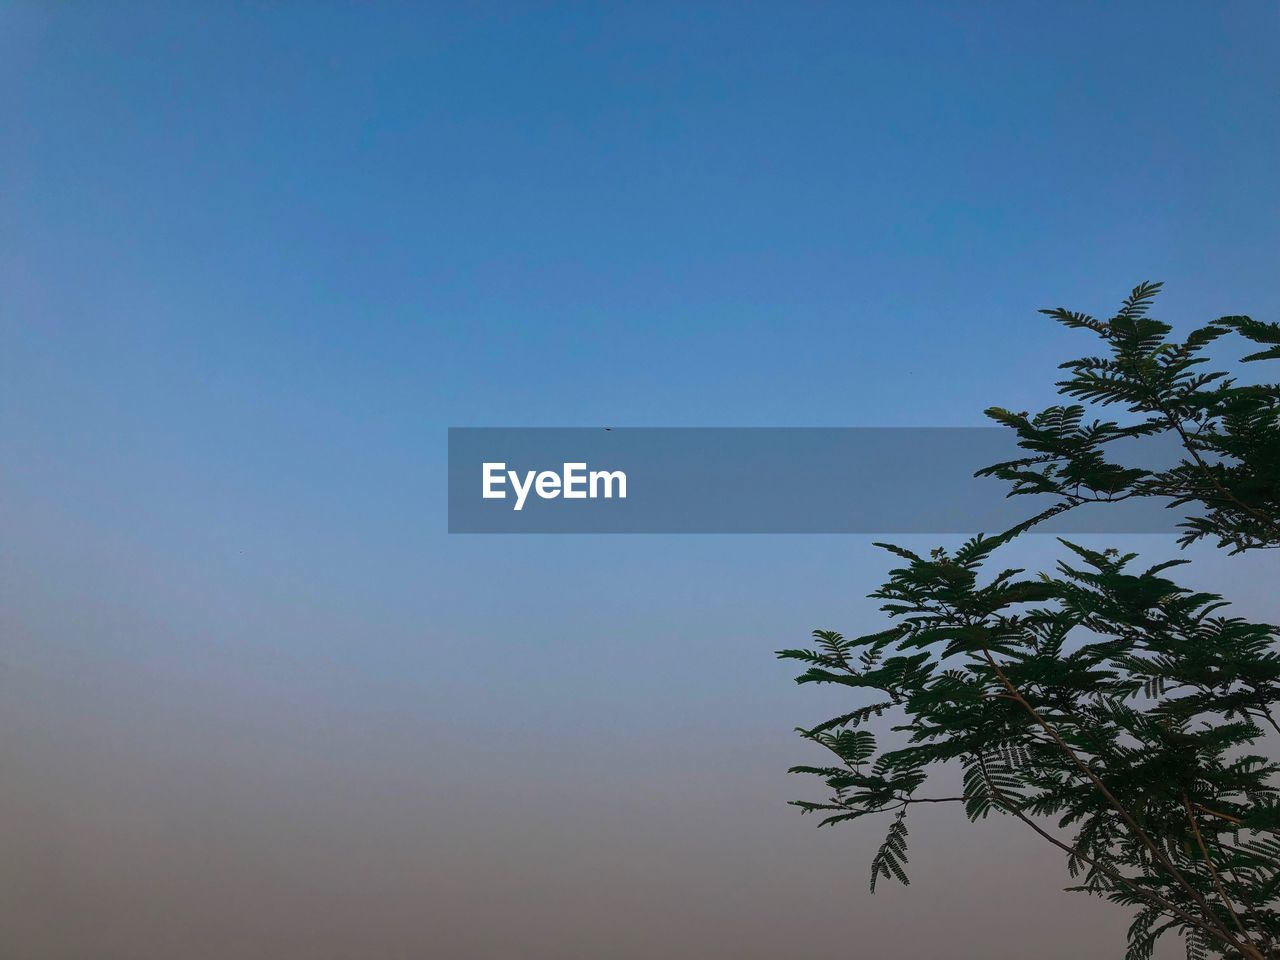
[781,285,1280,959]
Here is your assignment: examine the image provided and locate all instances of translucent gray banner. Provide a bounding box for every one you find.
[447,427,1186,534]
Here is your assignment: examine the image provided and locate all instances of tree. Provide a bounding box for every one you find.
[780,284,1280,959]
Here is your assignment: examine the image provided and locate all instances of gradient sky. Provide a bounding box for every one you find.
[3,4,1279,958]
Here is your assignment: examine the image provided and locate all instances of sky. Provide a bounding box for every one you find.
[2,3,1279,958]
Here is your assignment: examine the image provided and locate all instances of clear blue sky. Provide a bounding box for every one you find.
[2,5,1279,958]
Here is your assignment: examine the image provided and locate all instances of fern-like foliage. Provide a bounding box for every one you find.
[783,285,1280,960]
[870,809,910,892]
[979,283,1280,553]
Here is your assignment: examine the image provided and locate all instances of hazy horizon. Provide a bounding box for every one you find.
[4,3,1279,957]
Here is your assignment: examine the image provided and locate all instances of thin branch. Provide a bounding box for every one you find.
[1158,401,1280,543]
[1184,791,1251,945]
[1196,805,1244,827]
[976,644,1257,958]
[975,760,1239,955]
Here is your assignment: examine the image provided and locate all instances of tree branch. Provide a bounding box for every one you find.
[1184,791,1251,946]
[976,644,1258,958]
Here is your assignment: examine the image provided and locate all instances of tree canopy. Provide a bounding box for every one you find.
[781,285,1280,959]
